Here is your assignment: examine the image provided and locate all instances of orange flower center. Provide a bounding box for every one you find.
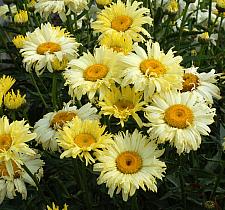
[164,104,194,129]
[74,133,95,148]
[182,73,199,92]
[0,134,12,152]
[140,59,166,77]
[114,99,134,110]
[116,151,142,174]
[51,111,77,129]
[111,15,133,32]
[37,42,61,55]
[83,64,109,81]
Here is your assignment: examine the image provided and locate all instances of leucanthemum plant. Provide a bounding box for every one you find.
[181,66,221,104]
[47,203,68,210]
[63,46,123,100]
[144,91,216,154]
[34,102,99,151]
[98,84,147,127]
[91,0,153,42]
[57,118,113,165]
[94,129,166,201]
[121,40,184,101]
[21,23,80,75]
[0,153,44,204]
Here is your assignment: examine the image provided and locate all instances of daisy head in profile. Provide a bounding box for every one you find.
[92,0,153,42]
[94,129,166,201]
[21,23,80,75]
[144,91,216,154]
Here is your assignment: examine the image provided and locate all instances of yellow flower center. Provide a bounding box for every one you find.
[182,73,199,92]
[140,59,166,76]
[83,64,109,81]
[0,161,20,178]
[114,99,134,110]
[0,134,12,152]
[51,111,77,129]
[36,42,61,55]
[116,151,142,174]
[111,15,133,32]
[164,104,194,129]
[74,133,95,148]
[112,46,124,53]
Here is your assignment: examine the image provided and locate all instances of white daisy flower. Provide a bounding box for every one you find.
[94,129,166,201]
[34,102,99,151]
[121,41,183,101]
[144,91,216,154]
[181,66,221,104]
[21,23,80,75]
[0,153,44,204]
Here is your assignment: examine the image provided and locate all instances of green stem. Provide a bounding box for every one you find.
[208,0,212,29]
[22,164,48,205]
[131,194,139,210]
[30,73,48,109]
[73,160,92,210]
[51,73,57,110]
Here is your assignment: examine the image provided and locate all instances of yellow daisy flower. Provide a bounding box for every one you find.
[216,0,225,11]
[96,0,112,7]
[4,90,26,110]
[21,23,80,75]
[91,0,153,42]
[144,91,216,154]
[63,46,123,100]
[94,129,166,201]
[34,102,99,151]
[14,10,28,24]
[57,118,113,165]
[181,66,221,104]
[100,32,133,55]
[47,203,68,210]
[12,35,27,49]
[98,84,146,127]
[0,116,36,162]
[121,41,184,101]
[0,75,15,107]
[0,153,44,204]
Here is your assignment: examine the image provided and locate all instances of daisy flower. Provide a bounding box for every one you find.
[0,153,44,204]
[12,35,27,49]
[91,0,153,42]
[121,41,184,101]
[21,23,80,75]
[181,66,221,104]
[0,75,15,107]
[0,116,36,163]
[4,90,26,110]
[144,91,216,154]
[35,0,88,22]
[34,102,99,151]
[57,118,113,165]
[63,46,123,100]
[47,203,68,210]
[98,84,146,127]
[100,32,133,55]
[94,129,166,201]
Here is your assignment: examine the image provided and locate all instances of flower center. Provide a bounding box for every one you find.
[37,42,61,55]
[0,161,20,178]
[0,134,12,152]
[116,151,142,174]
[164,104,194,129]
[140,59,166,77]
[114,99,134,110]
[111,15,133,32]
[83,64,109,81]
[74,133,95,148]
[182,73,199,92]
[51,111,77,129]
